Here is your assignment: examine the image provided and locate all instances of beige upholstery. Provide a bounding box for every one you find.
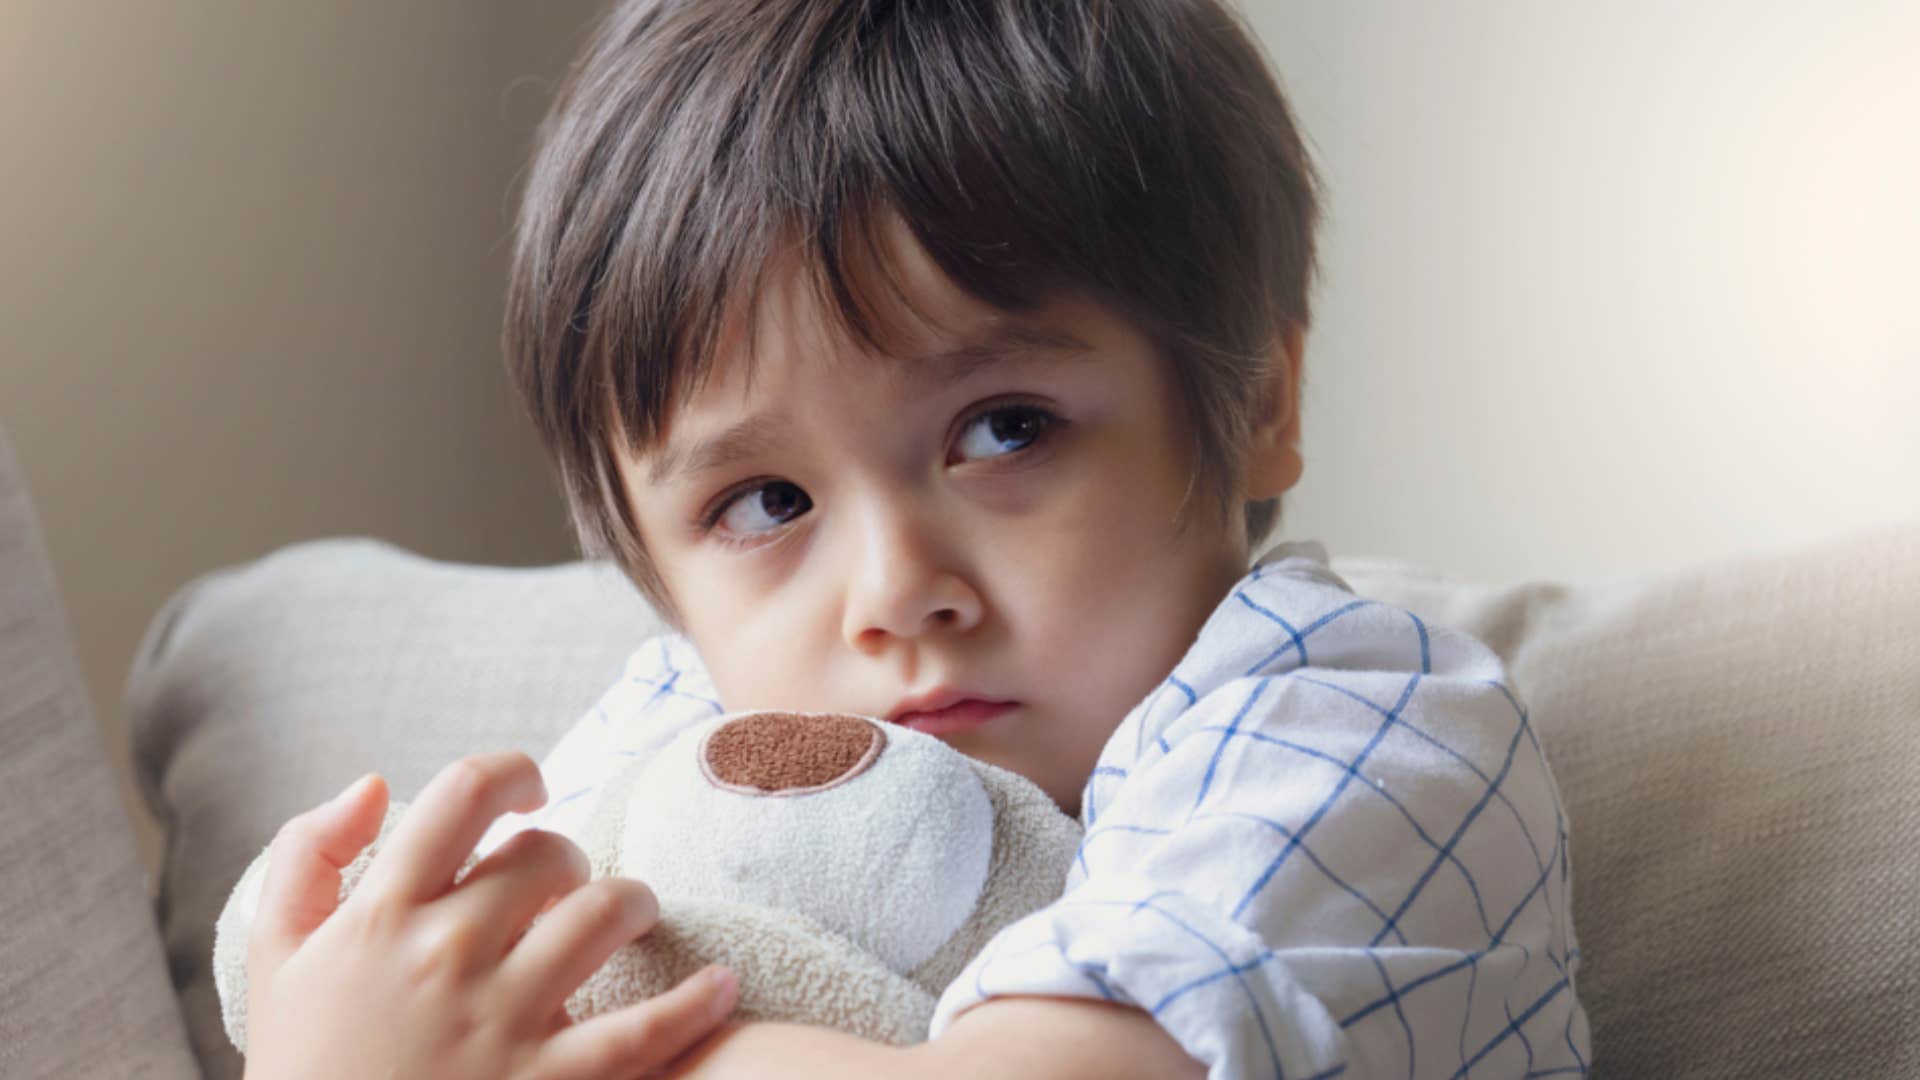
[0,427,200,1079]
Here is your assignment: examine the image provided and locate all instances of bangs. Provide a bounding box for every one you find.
[503,0,1322,608]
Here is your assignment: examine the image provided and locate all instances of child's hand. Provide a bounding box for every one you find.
[242,750,739,1080]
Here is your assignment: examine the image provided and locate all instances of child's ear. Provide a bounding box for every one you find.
[1242,322,1306,500]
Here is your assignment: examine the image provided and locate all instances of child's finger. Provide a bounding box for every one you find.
[430,827,592,967]
[497,876,660,1021]
[356,750,547,906]
[534,964,737,1080]
[250,772,388,969]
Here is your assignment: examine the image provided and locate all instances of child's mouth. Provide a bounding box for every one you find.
[894,699,1016,736]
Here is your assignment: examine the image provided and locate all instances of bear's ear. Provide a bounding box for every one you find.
[699,712,883,795]
[1242,321,1306,502]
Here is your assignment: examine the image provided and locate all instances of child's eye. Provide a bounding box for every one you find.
[951,403,1058,464]
[707,480,812,540]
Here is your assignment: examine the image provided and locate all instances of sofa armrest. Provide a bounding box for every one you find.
[0,426,200,1079]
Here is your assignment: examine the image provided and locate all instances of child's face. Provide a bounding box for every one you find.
[616,221,1294,814]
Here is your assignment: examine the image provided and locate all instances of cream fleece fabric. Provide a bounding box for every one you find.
[211,713,1082,1053]
[619,715,997,975]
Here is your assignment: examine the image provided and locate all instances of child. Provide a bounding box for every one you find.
[241,1,1590,1076]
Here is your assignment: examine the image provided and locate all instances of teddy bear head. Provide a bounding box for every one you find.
[215,710,1084,1052]
[564,710,1084,1043]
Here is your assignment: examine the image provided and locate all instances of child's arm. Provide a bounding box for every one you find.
[660,997,1204,1079]
[242,751,739,1080]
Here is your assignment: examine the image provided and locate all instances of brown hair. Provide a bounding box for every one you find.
[504,0,1322,623]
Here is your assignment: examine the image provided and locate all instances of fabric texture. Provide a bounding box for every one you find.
[920,540,1588,1077]
[125,538,666,1079]
[478,661,1090,1037]
[611,713,1000,977]
[212,710,1082,1050]
[127,525,1920,1077]
[0,426,200,1080]
[564,714,1079,1044]
[474,633,724,856]
[1336,526,1920,1079]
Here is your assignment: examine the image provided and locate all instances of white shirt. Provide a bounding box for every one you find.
[484,541,1591,1078]
[477,632,725,859]
[928,541,1590,1077]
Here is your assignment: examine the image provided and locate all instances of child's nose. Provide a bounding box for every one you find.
[840,513,984,651]
[699,712,885,795]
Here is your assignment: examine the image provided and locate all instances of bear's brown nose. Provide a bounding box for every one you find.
[698,712,884,796]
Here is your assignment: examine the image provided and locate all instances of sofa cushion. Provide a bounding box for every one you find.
[1337,524,1919,1079]
[125,538,665,1079]
[129,525,1920,1077]
[0,426,201,1080]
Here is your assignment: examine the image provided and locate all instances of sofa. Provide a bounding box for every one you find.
[3,422,1915,1078]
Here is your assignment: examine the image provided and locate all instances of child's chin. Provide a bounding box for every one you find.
[926,723,1000,761]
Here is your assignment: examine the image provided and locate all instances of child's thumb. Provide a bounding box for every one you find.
[250,773,388,968]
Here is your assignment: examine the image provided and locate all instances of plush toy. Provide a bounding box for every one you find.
[213,711,1084,1051]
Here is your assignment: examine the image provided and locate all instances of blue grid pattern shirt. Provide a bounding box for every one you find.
[477,541,1590,1078]
[927,542,1590,1078]
[476,632,727,858]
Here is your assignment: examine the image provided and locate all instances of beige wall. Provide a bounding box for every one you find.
[3,1,1916,880]
[1251,0,1920,583]
[0,1,610,876]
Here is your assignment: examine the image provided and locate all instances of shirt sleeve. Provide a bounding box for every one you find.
[928,609,1589,1079]
[476,633,724,857]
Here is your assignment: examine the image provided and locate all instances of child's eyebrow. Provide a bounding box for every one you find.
[894,322,1093,383]
[648,412,796,488]
[646,322,1092,488]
